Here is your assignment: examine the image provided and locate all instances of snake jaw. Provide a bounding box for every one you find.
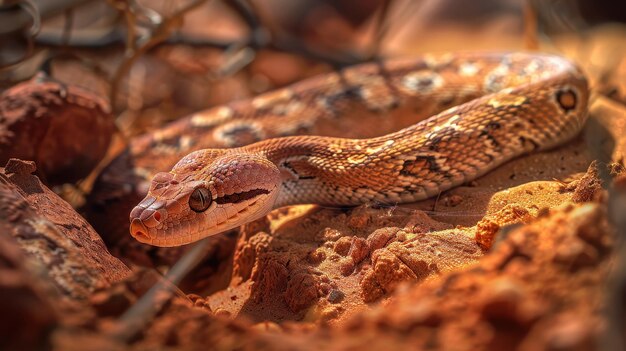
[137,187,278,247]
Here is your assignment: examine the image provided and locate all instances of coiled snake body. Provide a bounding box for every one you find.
[129,52,589,247]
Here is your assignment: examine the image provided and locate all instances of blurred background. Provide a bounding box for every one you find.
[1,0,626,137]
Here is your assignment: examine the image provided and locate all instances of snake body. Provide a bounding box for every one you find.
[128,52,589,247]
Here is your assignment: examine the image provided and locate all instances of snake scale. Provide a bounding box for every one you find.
[125,52,589,247]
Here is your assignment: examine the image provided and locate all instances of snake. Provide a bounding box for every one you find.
[127,52,589,247]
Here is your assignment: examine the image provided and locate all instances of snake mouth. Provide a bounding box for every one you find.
[130,218,152,243]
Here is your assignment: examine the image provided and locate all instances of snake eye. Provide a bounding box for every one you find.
[189,187,212,213]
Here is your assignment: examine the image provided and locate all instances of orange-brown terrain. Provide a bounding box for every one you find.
[1,1,626,350]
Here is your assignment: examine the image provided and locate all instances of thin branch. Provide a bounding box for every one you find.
[368,0,394,60]
[108,0,211,113]
[109,238,214,342]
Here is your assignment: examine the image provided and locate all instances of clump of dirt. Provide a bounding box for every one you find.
[204,205,483,324]
[561,160,607,203]
[199,160,615,329]
[76,200,613,351]
[474,204,533,249]
[223,202,611,351]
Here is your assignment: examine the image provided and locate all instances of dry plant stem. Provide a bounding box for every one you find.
[227,0,364,67]
[523,0,539,50]
[110,238,213,342]
[367,0,394,59]
[36,0,368,72]
[61,8,73,48]
[108,0,140,109]
[109,0,211,114]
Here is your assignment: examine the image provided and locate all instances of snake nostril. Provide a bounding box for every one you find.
[130,219,151,242]
[138,209,165,228]
[134,229,149,240]
[142,210,165,227]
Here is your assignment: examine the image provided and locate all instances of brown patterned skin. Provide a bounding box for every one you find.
[128,52,589,247]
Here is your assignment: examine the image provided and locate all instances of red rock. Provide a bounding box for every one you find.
[1,161,130,299]
[0,77,114,185]
[0,223,58,351]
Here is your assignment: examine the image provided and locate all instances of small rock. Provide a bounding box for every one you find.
[320,305,343,322]
[348,237,369,264]
[475,219,500,250]
[442,194,463,207]
[320,227,343,241]
[475,205,532,250]
[333,236,352,256]
[307,248,326,264]
[339,258,355,276]
[367,227,398,251]
[4,159,36,175]
[327,289,345,303]
[213,308,231,317]
[360,249,418,302]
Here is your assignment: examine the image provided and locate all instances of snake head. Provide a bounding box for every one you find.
[129,150,281,246]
